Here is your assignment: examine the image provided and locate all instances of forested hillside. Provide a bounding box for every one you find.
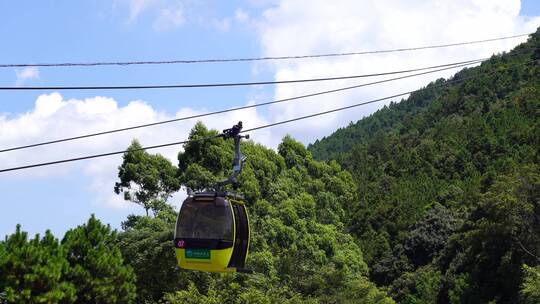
[1,30,539,304]
[0,126,394,303]
[309,29,540,302]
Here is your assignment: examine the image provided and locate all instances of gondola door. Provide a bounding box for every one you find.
[228,201,250,271]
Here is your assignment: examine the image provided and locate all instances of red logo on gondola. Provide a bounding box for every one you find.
[177,240,185,248]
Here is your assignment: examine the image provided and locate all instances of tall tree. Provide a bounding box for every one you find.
[62,215,136,303]
[177,122,231,191]
[114,140,181,216]
[0,226,76,303]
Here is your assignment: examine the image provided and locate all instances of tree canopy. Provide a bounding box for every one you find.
[0,217,136,303]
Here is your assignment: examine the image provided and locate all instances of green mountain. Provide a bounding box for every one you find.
[308,29,540,302]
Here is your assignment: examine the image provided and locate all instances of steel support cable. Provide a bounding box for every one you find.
[3,45,536,91]
[0,59,485,91]
[0,59,484,153]
[242,62,539,132]
[3,45,535,153]
[0,58,535,173]
[0,135,221,173]
[0,33,531,68]
[243,60,539,132]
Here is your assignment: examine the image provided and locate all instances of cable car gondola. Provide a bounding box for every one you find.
[174,122,251,273]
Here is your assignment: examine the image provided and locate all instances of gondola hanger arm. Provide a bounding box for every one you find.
[216,121,249,190]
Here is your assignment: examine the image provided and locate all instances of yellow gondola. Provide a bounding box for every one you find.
[174,122,252,273]
[174,192,250,273]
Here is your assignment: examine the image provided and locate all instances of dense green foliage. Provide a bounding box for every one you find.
[0,218,136,303]
[309,29,540,302]
[0,227,75,303]
[112,124,394,303]
[521,264,540,303]
[62,215,136,303]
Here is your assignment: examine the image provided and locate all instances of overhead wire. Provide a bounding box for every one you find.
[0,33,530,68]
[0,59,484,91]
[0,136,221,173]
[2,46,535,153]
[243,61,538,132]
[0,59,484,153]
[0,57,535,173]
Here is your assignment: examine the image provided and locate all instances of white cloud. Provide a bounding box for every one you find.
[153,2,185,31]
[235,8,249,23]
[212,17,232,32]
[15,67,40,86]
[212,8,257,32]
[256,0,540,143]
[127,0,159,21]
[123,0,185,30]
[0,93,272,210]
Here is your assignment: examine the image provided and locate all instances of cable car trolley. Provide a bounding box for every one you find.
[174,122,252,273]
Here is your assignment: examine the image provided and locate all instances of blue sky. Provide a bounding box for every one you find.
[0,1,270,114]
[1,0,539,239]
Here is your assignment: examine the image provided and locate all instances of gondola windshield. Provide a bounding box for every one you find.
[176,199,233,240]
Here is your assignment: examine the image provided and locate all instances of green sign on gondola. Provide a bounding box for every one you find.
[185,248,211,260]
